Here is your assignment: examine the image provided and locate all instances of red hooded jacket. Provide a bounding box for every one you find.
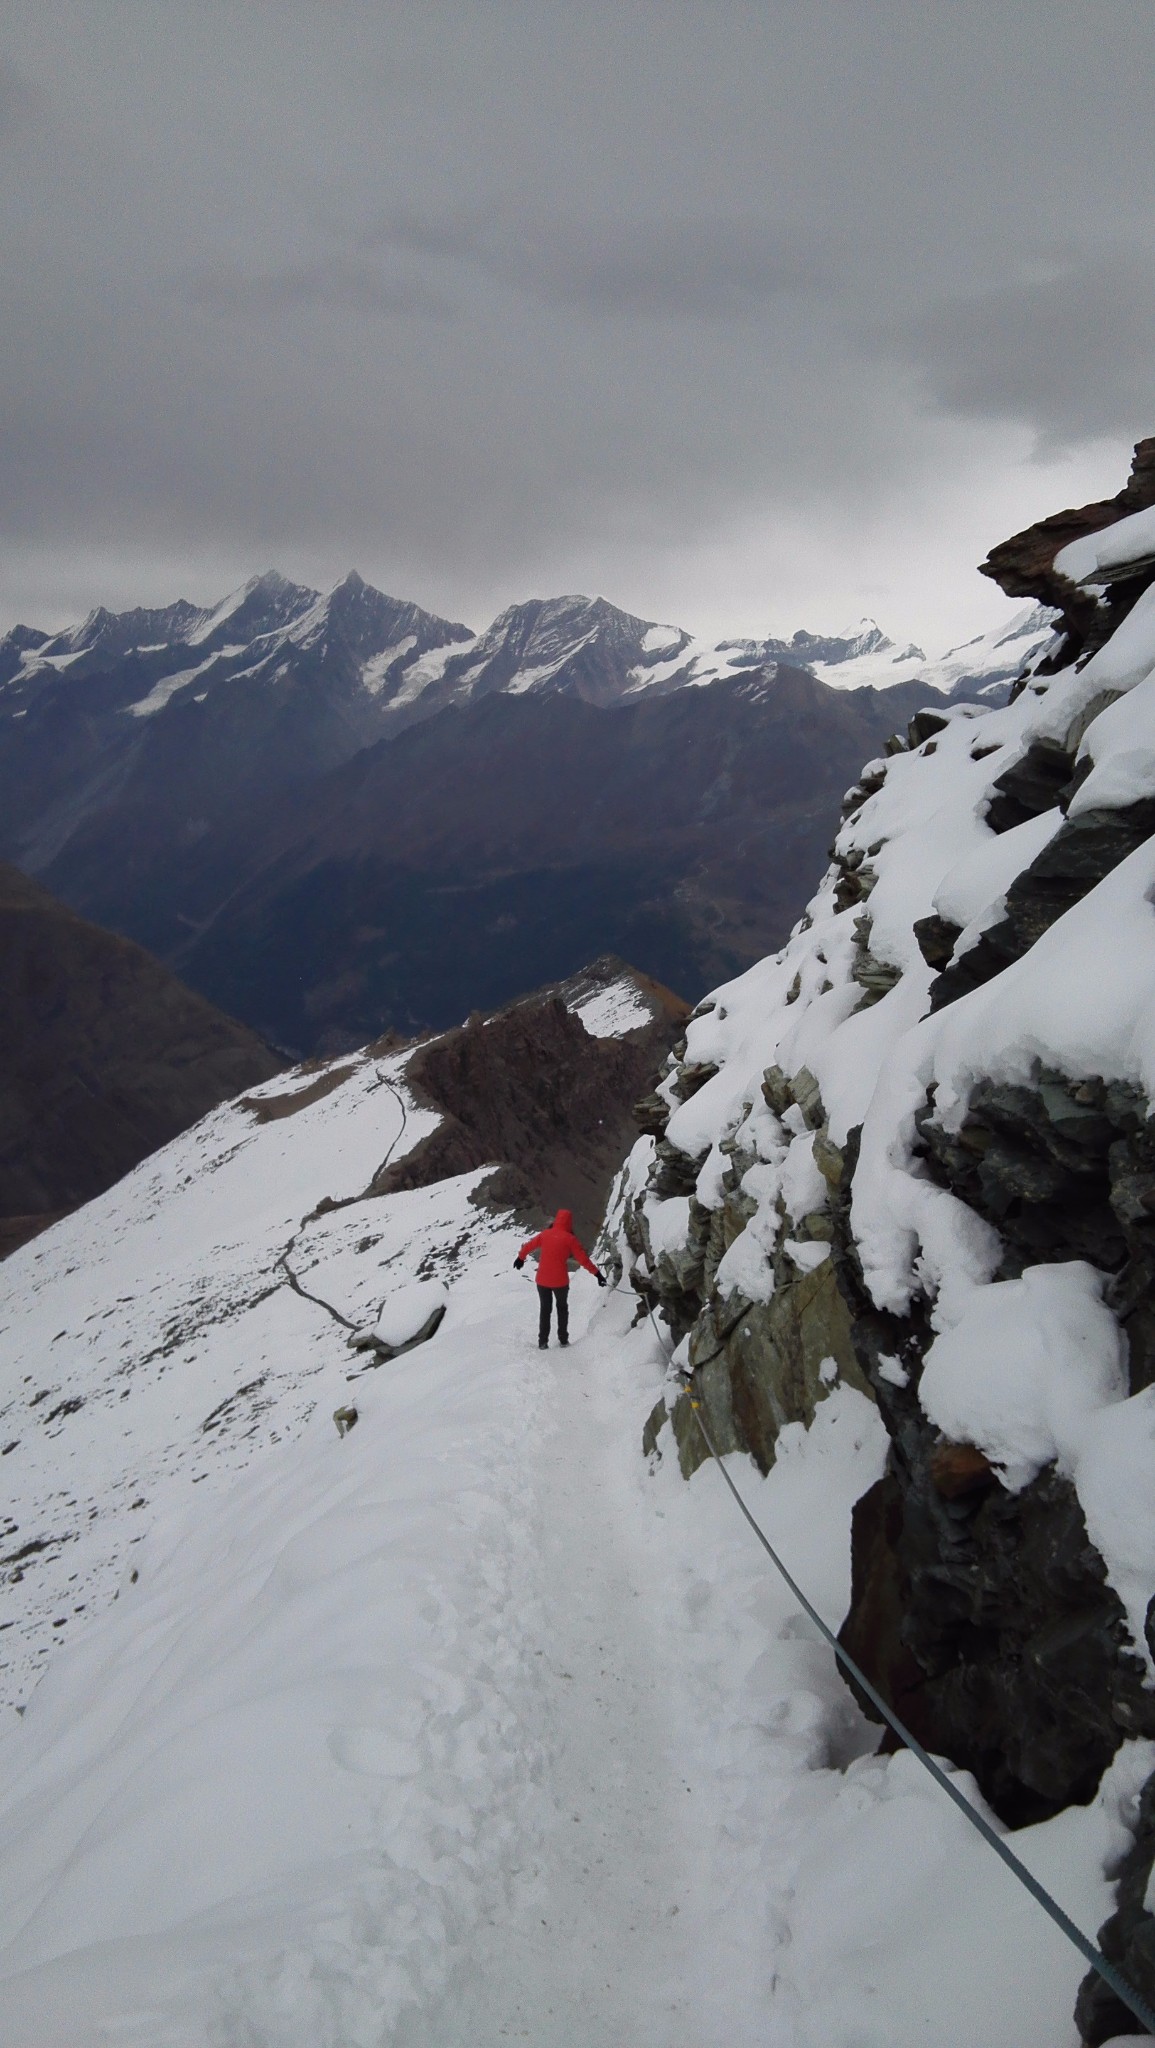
[518,1209,599,1289]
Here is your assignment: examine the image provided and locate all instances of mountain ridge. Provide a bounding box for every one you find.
[0,572,1056,1056]
[0,862,283,1255]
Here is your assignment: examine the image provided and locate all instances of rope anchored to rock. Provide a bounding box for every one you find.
[645,1303,1155,2038]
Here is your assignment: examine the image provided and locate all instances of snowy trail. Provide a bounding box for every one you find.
[419,1290,704,2046]
[0,1157,1135,2047]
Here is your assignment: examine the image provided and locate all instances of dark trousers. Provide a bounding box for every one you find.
[537,1285,569,1346]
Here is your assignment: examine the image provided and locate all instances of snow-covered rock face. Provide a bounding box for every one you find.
[617,442,1155,2031]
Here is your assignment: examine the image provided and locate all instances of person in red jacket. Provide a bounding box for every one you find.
[515,1208,605,1347]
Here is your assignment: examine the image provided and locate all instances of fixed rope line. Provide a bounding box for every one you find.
[645,1304,1155,2037]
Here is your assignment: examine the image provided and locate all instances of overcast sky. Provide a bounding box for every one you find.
[1,1,1153,649]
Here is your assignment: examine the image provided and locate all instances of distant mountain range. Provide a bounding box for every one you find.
[0,575,1056,1051]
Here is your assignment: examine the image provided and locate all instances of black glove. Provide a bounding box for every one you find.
[595,1270,606,1288]
[514,1256,525,1270]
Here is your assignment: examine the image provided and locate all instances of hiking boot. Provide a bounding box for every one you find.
[558,1338,569,1348]
[538,1339,548,1349]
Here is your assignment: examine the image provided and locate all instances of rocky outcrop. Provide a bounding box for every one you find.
[376,958,688,1246]
[929,793,1155,1011]
[980,435,1155,665]
[620,442,1155,2041]
[1075,1768,1155,2043]
[624,1057,871,1482]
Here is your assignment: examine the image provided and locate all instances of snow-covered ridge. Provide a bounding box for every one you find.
[1056,503,1155,587]
[2,572,1053,733]
[0,956,669,1713]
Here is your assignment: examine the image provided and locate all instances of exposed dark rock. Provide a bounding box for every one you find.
[849,913,902,1006]
[645,1029,1155,1832]
[629,1057,872,1481]
[913,913,963,970]
[840,760,890,824]
[632,1091,671,1138]
[674,1256,869,1479]
[832,855,878,914]
[981,435,1155,665]
[907,707,950,748]
[375,960,688,1246]
[1075,1763,1155,2043]
[822,1064,1155,1842]
[840,1452,1155,1823]
[669,1060,720,1102]
[346,1301,447,1364]
[0,862,283,1250]
[641,1397,668,1461]
[930,797,1155,1012]
[983,735,1078,834]
[927,1440,996,1500]
[914,1066,1155,1392]
[240,1065,360,1122]
[649,1138,709,1202]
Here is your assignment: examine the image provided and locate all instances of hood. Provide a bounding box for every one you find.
[553,1209,573,1231]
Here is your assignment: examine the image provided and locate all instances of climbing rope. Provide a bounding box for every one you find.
[645,1303,1155,2037]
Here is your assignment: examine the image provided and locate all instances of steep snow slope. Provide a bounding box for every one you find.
[0,958,679,1706]
[0,964,1135,2045]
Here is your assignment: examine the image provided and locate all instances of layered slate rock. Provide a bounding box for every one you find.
[980,434,1155,664]
[611,440,1155,2041]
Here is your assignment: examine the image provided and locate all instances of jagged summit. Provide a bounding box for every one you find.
[788,617,895,663]
[0,565,1059,1055]
[1,568,1051,726]
[427,591,696,711]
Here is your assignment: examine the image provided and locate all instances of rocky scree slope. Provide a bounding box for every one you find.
[615,440,1155,2046]
[372,956,689,1247]
[0,863,282,1258]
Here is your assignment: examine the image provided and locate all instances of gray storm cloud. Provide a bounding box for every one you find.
[0,1,1153,641]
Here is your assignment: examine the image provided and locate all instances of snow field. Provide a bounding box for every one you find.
[1,1235,1140,2045]
[0,1050,440,1707]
